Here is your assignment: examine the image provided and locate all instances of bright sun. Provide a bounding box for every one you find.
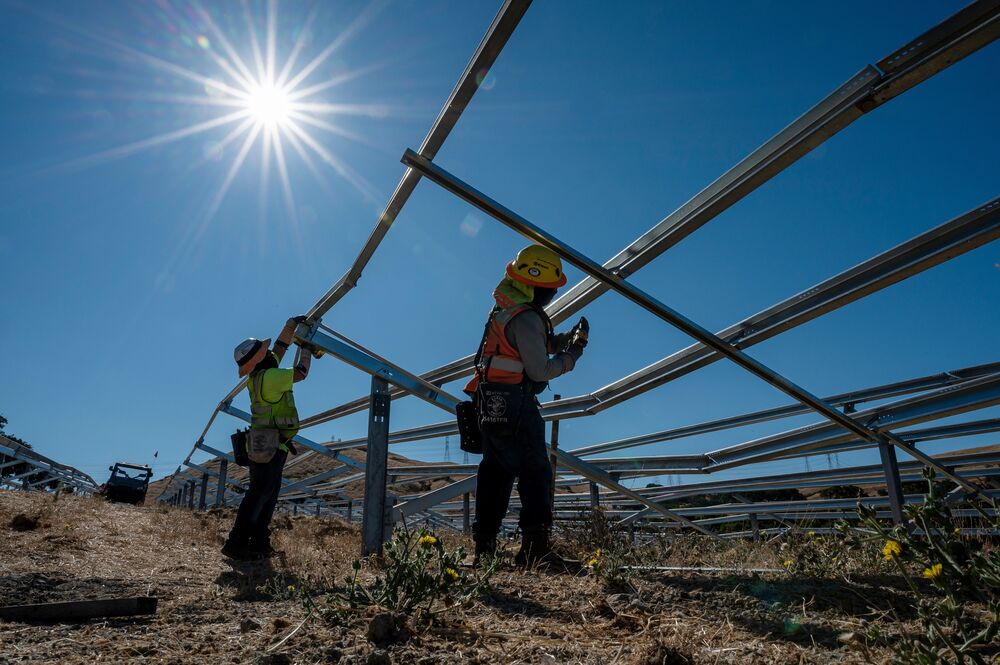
[245,83,291,127]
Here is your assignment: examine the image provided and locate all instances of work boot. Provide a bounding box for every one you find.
[221,540,256,561]
[514,526,577,571]
[472,534,499,568]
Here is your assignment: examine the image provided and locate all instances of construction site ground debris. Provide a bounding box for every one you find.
[1,489,972,664]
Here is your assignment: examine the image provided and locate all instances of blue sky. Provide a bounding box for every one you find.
[0,0,997,489]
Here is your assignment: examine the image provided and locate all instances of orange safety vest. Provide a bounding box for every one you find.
[465,304,553,394]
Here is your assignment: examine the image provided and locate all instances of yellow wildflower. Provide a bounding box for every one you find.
[587,558,599,568]
[807,531,815,538]
[444,567,459,582]
[64,523,71,529]
[418,534,438,547]
[596,548,602,557]
[922,563,943,580]
[287,585,295,592]
[783,560,793,568]
[882,539,903,561]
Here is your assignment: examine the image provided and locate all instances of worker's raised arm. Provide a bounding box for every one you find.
[272,315,307,362]
[292,344,311,382]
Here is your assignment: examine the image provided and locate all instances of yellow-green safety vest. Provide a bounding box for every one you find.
[247,367,300,448]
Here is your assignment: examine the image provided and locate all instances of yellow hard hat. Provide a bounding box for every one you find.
[506,244,567,288]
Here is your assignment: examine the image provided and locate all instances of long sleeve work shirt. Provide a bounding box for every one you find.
[506,310,576,383]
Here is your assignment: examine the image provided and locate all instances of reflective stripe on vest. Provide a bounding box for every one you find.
[464,304,552,392]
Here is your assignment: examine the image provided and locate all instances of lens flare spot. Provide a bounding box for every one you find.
[196,35,211,50]
[475,68,496,90]
[460,214,483,237]
[203,140,224,162]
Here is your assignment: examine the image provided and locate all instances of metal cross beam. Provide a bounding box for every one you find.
[305,1,1000,427]
[402,149,987,514]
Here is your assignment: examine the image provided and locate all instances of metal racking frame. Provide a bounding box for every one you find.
[157,0,1000,553]
[0,435,99,495]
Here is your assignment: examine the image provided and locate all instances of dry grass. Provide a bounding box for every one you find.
[0,489,933,664]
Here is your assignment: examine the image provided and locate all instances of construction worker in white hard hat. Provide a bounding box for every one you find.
[222,315,313,561]
[467,244,589,567]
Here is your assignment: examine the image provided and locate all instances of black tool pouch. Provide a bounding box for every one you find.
[230,428,250,467]
[475,381,526,438]
[456,400,483,454]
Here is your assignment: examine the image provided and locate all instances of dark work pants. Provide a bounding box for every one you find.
[228,449,287,548]
[473,403,553,541]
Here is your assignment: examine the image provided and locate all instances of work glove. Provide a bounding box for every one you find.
[564,341,586,362]
[569,317,589,348]
[551,331,573,353]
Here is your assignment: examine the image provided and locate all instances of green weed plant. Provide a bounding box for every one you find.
[838,469,999,664]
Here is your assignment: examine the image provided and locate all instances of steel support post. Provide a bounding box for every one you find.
[187,481,195,510]
[550,394,560,511]
[463,493,471,534]
[315,503,321,517]
[590,482,600,509]
[215,460,227,507]
[348,500,354,522]
[362,376,392,556]
[750,513,760,542]
[401,149,988,502]
[198,474,208,511]
[878,440,906,524]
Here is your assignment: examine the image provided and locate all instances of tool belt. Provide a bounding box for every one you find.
[247,428,280,464]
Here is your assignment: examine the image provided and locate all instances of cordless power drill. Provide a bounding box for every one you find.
[568,316,589,349]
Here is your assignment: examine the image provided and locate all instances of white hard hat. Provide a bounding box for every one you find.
[234,337,270,376]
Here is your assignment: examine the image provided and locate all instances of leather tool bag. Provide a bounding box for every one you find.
[230,428,251,467]
[456,400,482,454]
[246,428,280,464]
[475,379,525,438]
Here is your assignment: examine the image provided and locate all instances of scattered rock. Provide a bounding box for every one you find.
[256,654,291,665]
[239,618,261,633]
[367,612,396,644]
[605,592,635,610]
[629,597,651,613]
[366,611,411,646]
[10,513,39,531]
[838,631,864,650]
[321,646,343,662]
[271,617,291,633]
[366,650,391,665]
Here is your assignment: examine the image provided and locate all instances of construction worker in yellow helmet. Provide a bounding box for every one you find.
[466,244,589,567]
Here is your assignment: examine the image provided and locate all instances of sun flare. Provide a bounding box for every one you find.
[245,82,291,128]
[59,1,387,227]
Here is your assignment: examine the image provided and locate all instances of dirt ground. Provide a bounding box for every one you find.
[0,490,923,664]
